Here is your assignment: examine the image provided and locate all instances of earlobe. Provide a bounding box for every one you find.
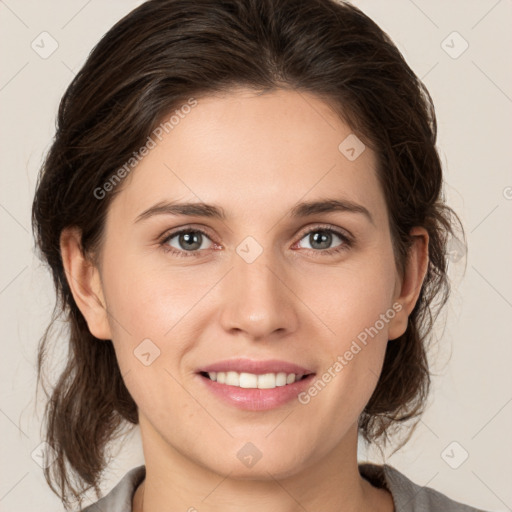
[60,227,112,340]
[388,227,429,341]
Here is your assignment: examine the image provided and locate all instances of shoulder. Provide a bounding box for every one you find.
[359,463,490,512]
[81,465,146,512]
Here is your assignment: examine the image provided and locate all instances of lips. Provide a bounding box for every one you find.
[195,358,316,410]
[197,358,315,375]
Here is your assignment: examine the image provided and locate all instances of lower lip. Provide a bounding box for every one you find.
[197,373,316,411]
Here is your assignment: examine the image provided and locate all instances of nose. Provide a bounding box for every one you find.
[218,247,299,341]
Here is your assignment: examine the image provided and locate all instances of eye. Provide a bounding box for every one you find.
[295,226,352,256]
[160,228,215,257]
[159,224,353,258]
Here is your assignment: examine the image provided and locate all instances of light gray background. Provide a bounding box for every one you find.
[1,1,511,511]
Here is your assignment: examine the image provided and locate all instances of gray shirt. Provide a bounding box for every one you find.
[81,463,488,511]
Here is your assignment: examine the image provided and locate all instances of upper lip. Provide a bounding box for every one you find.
[198,358,315,375]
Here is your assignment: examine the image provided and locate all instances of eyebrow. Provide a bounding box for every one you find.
[135,198,374,225]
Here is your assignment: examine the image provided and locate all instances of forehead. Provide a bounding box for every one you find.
[110,88,385,223]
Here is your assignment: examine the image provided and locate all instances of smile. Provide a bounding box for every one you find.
[201,371,309,389]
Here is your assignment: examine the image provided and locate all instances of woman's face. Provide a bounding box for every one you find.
[88,88,413,478]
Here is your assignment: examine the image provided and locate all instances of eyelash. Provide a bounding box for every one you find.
[159,224,353,259]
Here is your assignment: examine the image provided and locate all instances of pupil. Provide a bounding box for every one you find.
[311,231,331,249]
[181,232,201,250]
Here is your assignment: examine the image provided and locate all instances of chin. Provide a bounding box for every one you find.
[201,443,311,481]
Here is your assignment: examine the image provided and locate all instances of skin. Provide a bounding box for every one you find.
[61,87,428,512]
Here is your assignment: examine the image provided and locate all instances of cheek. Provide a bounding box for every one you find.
[100,253,223,402]
[102,249,206,337]
[300,246,397,411]
[102,264,197,420]
[305,246,397,347]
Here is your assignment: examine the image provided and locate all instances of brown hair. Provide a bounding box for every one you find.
[32,0,463,509]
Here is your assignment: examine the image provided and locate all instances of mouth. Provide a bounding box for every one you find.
[196,357,315,389]
[195,358,316,411]
[198,370,313,389]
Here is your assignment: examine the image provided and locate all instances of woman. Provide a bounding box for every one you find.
[32,0,486,510]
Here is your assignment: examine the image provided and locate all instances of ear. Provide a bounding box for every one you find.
[388,227,429,341]
[60,227,112,340]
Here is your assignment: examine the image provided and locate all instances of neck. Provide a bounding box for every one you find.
[132,417,393,512]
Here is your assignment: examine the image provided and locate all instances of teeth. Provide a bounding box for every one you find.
[207,371,304,389]
[239,372,258,388]
[275,372,287,387]
[257,373,275,389]
[225,371,239,386]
